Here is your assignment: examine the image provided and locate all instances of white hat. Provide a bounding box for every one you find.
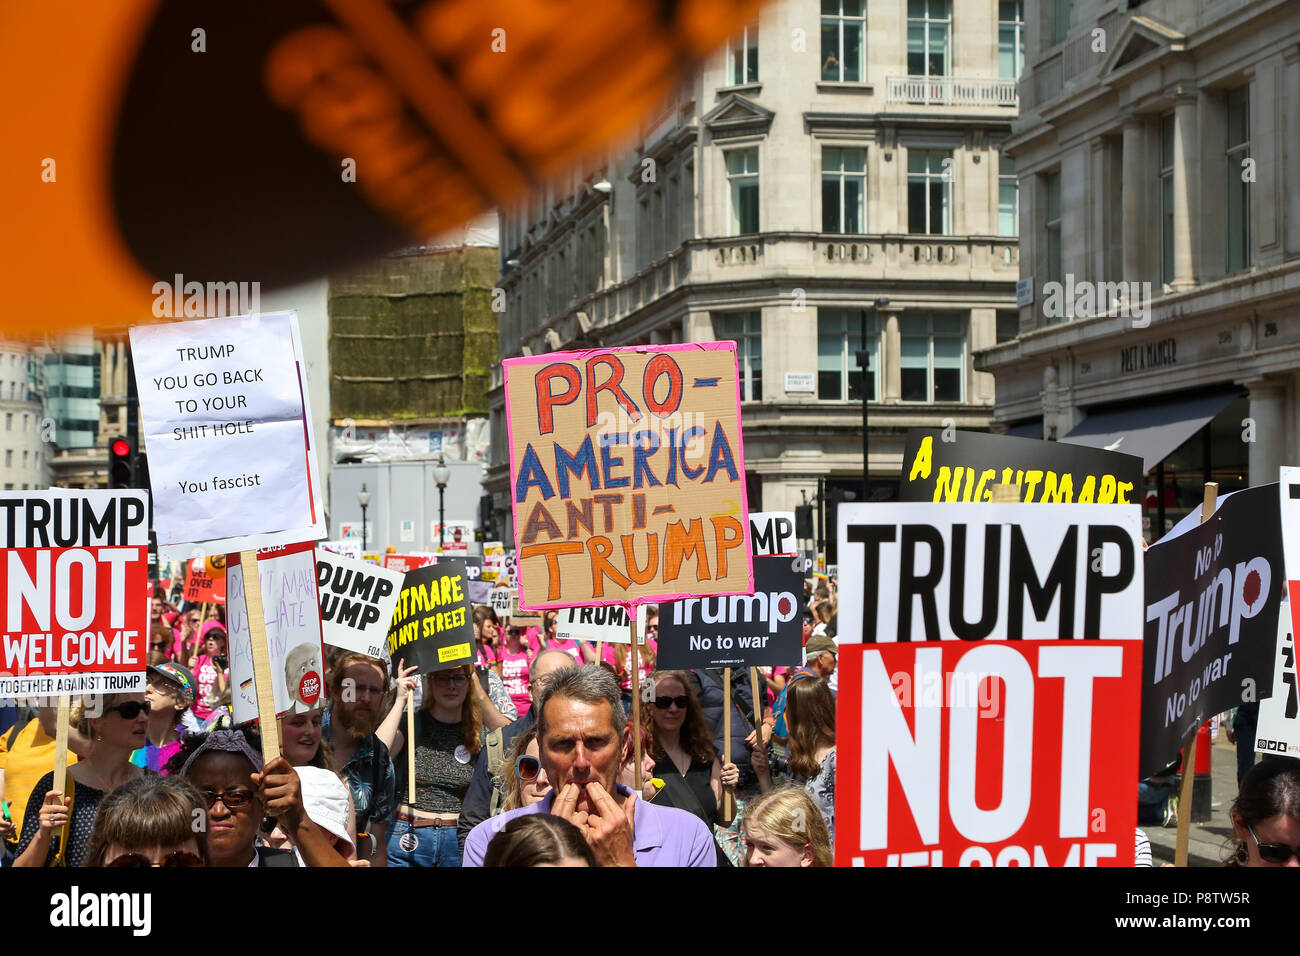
[296,766,355,858]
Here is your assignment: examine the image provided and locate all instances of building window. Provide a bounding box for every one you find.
[1160,113,1175,285]
[728,22,758,85]
[818,309,878,401]
[901,313,965,402]
[999,1,1024,80]
[1050,0,1071,46]
[820,0,865,83]
[907,0,950,77]
[997,310,1019,343]
[4,413,10,431]
[998,152,1018,237]
[1226,86,1250,274]
[907,150,952,235]
[821,147,866,233]
[22,450,27,467]
[4,450,11,467]
[1044,171,1062,292]
[713,312,762,401]
[22,413,28,430]
[726,148,759,235]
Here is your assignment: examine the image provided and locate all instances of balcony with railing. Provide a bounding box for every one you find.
[885,75,1019,108]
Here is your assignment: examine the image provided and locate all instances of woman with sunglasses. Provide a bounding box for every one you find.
[498,623,536,720]
[385,663,483,867]
[188,621,231,731]
[645,671,739,830]
[86,774,209,868]
[1227,758,1300,866]
[498,726,550,812]
[14,693,149,867]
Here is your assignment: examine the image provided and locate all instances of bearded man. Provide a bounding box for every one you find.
[323,653,396,866]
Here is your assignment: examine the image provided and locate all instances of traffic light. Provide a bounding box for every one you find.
[108,437,134,489]
[795,505,814,539]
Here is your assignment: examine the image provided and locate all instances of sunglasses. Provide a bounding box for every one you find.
[150,641,169,650]
[433,673,469,686]
[653,695,690,710]
[515,754,541,782]
[199,787,255,810]
[106,701,152,719]
[107,850,203,868]
[1248,825,1300,864]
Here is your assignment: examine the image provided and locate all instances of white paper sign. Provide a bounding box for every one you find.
[315,550,404,659]
[1255,605,1300,757]
[554,605,650,644]
[490,587,516,618]
[467,579,492,603]
[749,511,797,555]
[319,540,361,560]
[130,311,325,558]
[228,541,326,722]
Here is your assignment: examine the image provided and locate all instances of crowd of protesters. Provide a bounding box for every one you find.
[4,573,1300,868]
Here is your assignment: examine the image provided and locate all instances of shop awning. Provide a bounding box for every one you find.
[1060,389,1240,474]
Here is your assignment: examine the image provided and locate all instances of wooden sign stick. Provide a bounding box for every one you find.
[406,697,417,804]
[990,483,1020,503]
[52,694,70,795]
[1174,482,1218,868]
[630,614,642,791]
[750,667,764,755]
[596,641,604,666]
[722,667,734,824]
[240,551,280,763]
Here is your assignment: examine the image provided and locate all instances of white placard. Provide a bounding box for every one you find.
[319,540,361,560]
[749,511,797,555]
[228,541,326,722]
[836,502,1143,643]
[554,605,650,644]
[490,587,516,618]
[466,579,492,603]
[784,372,815,393]
[131,311,326,559]
[1255,605,1300,757]
[316,550,404,659]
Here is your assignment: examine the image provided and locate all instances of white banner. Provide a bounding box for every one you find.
[1255,605,1300,757]
[836,503,1143,643]
[130,311,326,559]
[316,550,404,659]
[554,605,650,644]
[749,511,797,556]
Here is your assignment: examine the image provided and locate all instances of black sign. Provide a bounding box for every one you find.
[657,557,804,669]
[1139,485,1283,777]
[386,559,476,674]
[900,428,1145,505]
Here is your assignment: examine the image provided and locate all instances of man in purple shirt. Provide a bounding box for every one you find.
[463,665,716,867]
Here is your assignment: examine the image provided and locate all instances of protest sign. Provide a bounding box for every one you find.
[387,559,476,673]
[467,580,492,604]
[490,587,516,618]
[836,639,1141,866]
[183,555,226,603]
[0,491,150,699]
[1139,483,1281,776]
[130,311,326,559]
[836,503,1143,644]
[749,512,796,556]
[503,343,752,610]
[460,555,485,580]
[319,540,362,560]
[503,551,518,587]
[657,556,804,669]
[228,541,326,723]
[383,553,439,573]
[1255,608,1300,757]
[315,550,404,659]
[900,428,1144,505]
[483,542,505,581]
[553,605,649,644]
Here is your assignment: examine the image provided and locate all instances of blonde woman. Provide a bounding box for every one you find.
[742,786,832,867]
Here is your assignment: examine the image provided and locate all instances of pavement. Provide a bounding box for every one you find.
[1145,732,1243,867]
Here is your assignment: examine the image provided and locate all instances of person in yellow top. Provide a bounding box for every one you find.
[0,707,92,859]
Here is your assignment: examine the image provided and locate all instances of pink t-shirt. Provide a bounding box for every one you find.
[600,640,656,691]
[498,642,534,716]
[546,637,585,666]
[192,654,221,720]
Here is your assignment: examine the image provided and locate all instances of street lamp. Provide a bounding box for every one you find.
[433,457,450,549]
[357,483,370,552]
[856,297,890,502]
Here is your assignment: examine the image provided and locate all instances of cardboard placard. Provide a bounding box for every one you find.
[836,503,1143,645]
[383,553,439,573]
[900,428,1145,505]
[0,491,150,699]
[130,311,326,559]
[387,560,476,673]
[1139,483,1282,776]
[836,640,1141,867]
[748,511,797,556]
[553,605,649,644]
[657,556,804,669]
[1255,608,1300,757]
[183,554,227,603]
[228,541,327,722]
[503,343,752,609]
[315,550,404,659]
